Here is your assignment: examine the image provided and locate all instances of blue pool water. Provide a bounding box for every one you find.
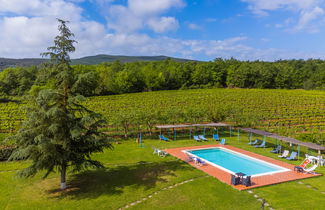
[188,148,286,176]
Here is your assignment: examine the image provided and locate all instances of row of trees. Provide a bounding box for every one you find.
[1,58,325,96]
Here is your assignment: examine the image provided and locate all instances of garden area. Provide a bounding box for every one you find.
[0,88,324,209]
[0,133,324,210]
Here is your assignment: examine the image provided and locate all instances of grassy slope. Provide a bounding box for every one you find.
[0,135,324,210]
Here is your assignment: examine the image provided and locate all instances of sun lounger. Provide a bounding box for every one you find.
[294,158,311,172]
[152,146,168,157]
[306,154,321,165]
[295,156,319,173]
[195,157,206,166]
[185,153,195,162]
[303,164,318,173]
[248,139,260,145]
[286,151,297,160]
[213,134,220,141]
[255,140,266,148]
[198,135,208,141]
[194,136,201,142]
[152,146,159,154]
[159,150,168,157]
[278,150,289,158]
[220,138,226,145]
[270,145,281,153]
[159,135,169,141]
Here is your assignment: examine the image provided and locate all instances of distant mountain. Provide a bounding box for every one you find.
[0,58,47,70]
[71,54,194,65]
[0,54,195,70]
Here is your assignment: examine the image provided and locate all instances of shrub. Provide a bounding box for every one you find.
[0,145,16,161]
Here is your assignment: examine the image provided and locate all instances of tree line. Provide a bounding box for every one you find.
[0,57,324,97]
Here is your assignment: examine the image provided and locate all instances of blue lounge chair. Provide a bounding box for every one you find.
[270,145,281,153]
[195,157,206,166]
[159,135,169,141]
[286,151,297,160]
[255,140,266,148]
[199,135,208,141]
[220,138,226,145]
[194,136,201,142]
[213,134,220,141]
[185,153,195,162]
[248,139,261,145]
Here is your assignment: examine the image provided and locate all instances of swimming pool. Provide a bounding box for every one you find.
[185,147,289,177]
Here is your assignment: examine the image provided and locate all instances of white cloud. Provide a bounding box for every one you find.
[0,16,110,58]
[67,0,86,2]
[241,0,318,15]
[242,0,325,32]
[108,5,144,33]
[295,6,324,31]
[261,38,270,42]
[0,0,82,20]
[75,34,325,61]
[1,15,324,61]
[1,0,325,61]
[0,0,107,58]
[176,36,325,61]
[187,23,201,30]
[128,0,185,16]
[0,16,57,57]
[106,0,185,33]
[274,18,293,28]
[147,17,179,33]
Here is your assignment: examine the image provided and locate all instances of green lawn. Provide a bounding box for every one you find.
[0,135,324,210]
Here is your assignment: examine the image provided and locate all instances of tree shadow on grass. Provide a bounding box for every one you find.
[48,160,190,200]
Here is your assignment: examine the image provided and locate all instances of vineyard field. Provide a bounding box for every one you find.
[0,88,324,144]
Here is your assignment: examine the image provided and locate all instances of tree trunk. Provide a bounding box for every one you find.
[147,122,152,136]
[60,164,67,190]
[123,123,129,138]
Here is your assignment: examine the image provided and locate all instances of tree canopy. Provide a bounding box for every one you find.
[9,19,112,190]
[1,58,324,97]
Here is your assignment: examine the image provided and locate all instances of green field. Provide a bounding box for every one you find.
[0,135,324,210]
[0,88,324,209]
[1,88,324,144]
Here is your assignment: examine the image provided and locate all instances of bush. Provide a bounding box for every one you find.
[0,145,16,161]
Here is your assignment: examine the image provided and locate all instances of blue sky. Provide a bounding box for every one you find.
[1,0,325,61]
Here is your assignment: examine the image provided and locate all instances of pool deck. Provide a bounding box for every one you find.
[165,144,321,190]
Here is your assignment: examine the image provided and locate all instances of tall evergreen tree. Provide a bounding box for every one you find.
[9,19,112,190]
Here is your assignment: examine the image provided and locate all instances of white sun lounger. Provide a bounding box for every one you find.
[278,150,289,158]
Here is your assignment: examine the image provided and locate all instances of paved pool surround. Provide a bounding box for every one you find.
[165,144,321,190]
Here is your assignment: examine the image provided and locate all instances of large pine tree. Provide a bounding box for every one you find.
[9,19,112,190]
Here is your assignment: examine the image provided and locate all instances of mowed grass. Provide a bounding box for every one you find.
[0,134,324,210]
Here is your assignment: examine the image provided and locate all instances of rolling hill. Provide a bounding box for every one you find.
[0,54,194,70]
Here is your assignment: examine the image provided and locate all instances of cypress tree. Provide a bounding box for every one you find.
[9,19,112,190]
